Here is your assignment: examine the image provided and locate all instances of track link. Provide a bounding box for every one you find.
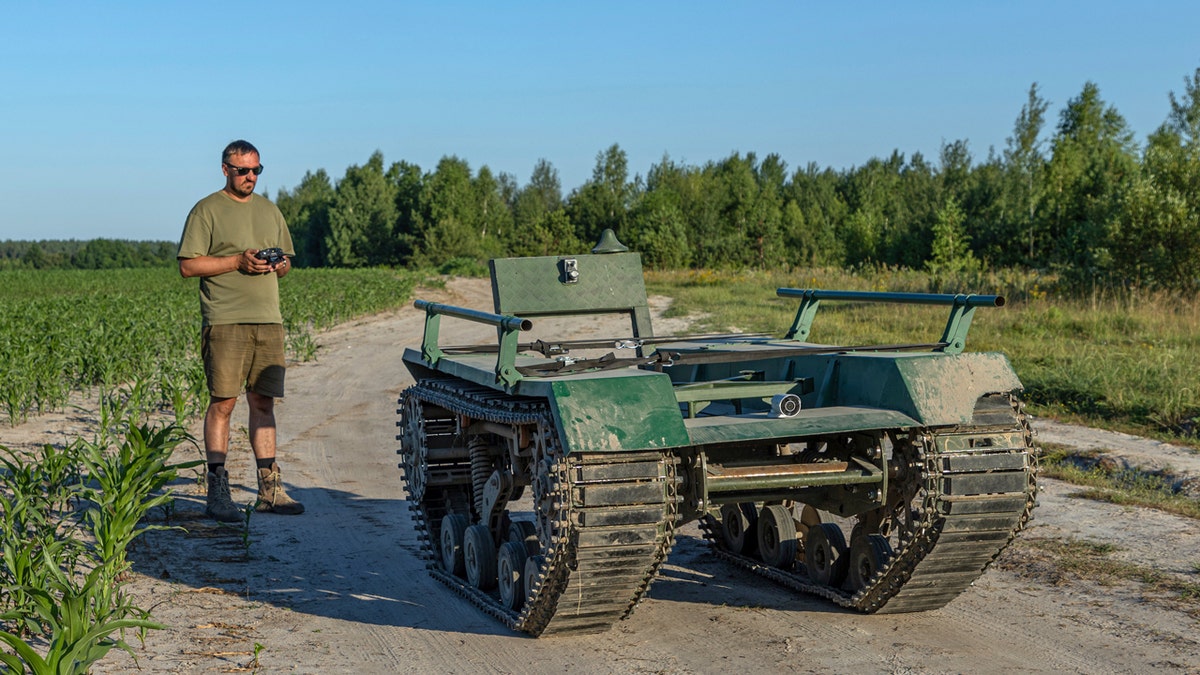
[399,379,678,636]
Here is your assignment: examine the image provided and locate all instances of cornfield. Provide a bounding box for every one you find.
[0,267,417,426]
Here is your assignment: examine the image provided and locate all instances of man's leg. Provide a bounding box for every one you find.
[249,390,304,515]
[204,396,238,465]
[202,324,259,522]
[247,390,276,463]
[204,396,243,522]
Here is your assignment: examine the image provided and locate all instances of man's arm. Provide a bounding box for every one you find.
[178,250,277,278]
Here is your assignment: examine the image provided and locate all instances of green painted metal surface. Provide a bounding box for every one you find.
[490,251,654,338]
[545,375,691,453]
[832,352,1022,426]
[684,406,919,446]
[413,300,532,388]
[657,339,1024,428]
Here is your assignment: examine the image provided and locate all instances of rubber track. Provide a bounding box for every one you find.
[698,402,1038,613]
[399,379,678,636]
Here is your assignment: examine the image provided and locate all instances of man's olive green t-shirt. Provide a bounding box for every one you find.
[177,191,295,326]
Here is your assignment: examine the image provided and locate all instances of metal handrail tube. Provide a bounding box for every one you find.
[414,300,533,332]
[776,288,1004,308]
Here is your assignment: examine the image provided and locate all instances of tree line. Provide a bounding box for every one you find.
[277,71,1200,292]
[7,71,1199,292]
[0,239,177,271]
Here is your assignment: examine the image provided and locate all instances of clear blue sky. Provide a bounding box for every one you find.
[2,2,1197,242]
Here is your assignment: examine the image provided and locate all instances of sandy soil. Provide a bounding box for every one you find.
[5,277,1200,674]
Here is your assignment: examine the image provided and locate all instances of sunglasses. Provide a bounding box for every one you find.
[225,162,264,176]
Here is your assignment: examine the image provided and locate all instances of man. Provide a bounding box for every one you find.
[178,139,304,522]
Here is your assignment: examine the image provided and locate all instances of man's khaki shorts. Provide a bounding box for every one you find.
[201,324,286,399]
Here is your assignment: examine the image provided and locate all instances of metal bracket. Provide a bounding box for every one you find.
[560,258,579,284]
[785,292,820,340]
[937,296,979,355]
[481,468,513,537]
[420,309,444,366]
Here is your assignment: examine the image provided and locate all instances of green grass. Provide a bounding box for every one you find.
[1008,538,1200,606]
[645,267,1200,445]
[1038,443,1200,519]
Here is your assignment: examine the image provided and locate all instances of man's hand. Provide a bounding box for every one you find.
[242,249,287,275]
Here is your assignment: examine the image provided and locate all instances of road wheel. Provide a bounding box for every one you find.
[508,520,539,557]
[849,534,893,590]
[440,513,469,577]
[497,541,528,610]
[805,522,849,587]
[464,524,498,590]
[720,502,759,554]
[524,554,547,603]
[757,504,798,568]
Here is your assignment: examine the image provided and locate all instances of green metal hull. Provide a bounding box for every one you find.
[403,344,1021,453]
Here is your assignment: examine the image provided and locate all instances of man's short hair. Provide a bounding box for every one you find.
[222,140,259,162]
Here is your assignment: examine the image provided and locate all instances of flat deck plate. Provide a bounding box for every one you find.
[684,406,918,445]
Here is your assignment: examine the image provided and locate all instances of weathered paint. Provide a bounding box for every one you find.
[546,376,691,453]
[490,252,654,338]
[403,347,505,390]
[659,341,1022,426]
[833,352,1022,426]
[684,406,918,446]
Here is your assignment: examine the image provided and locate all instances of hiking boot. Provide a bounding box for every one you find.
[206,467,243,523]
[256,462,305,515]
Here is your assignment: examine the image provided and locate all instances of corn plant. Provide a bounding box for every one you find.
[249,642,266,672]
[0,445,81,520]
[76,422,202,577]
[91,382,153,448]
[0,418,192,672]
[286,332,319,362]
[1,531,88,640]
[0,563,163,674]
[0,446,89,640]
[0,446,85,577]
